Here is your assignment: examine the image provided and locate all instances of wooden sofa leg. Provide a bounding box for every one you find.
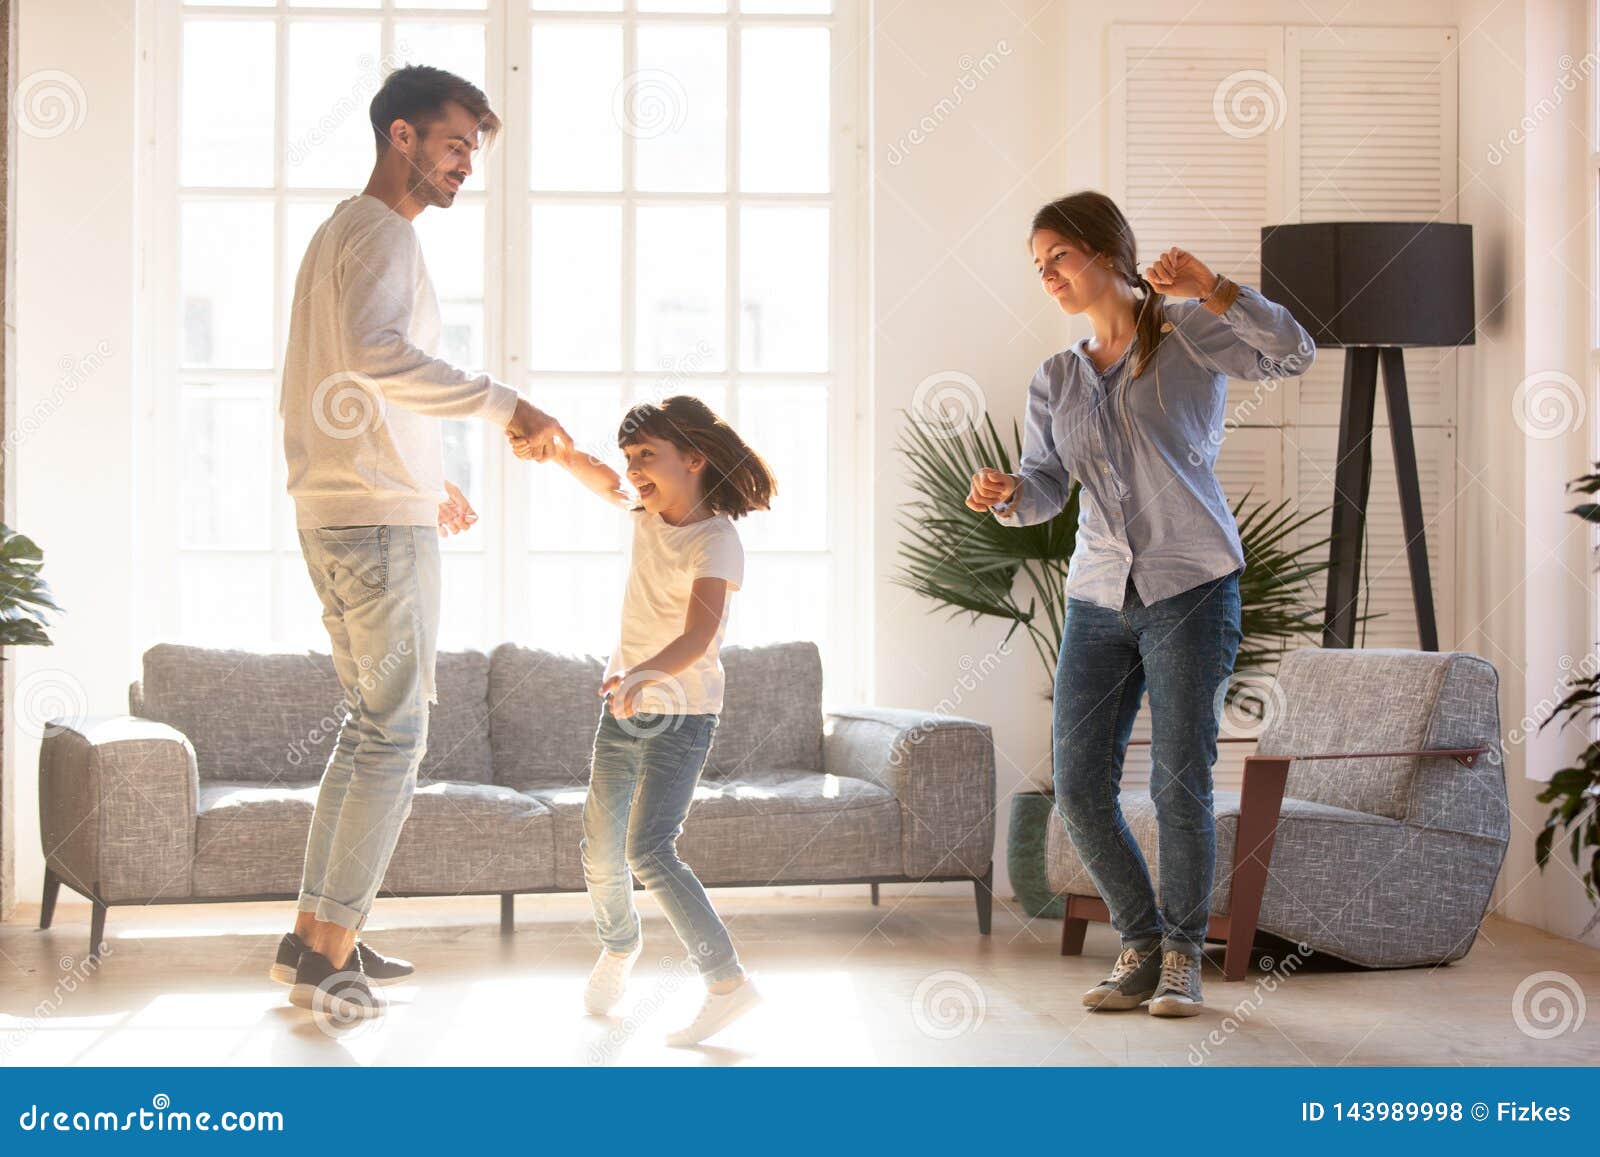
[1060,907,1088,956]
[500,894,515,939]
[870,883,879,906]
[88,901,107,962]
[973,864,994,935]
[40,867,61,930]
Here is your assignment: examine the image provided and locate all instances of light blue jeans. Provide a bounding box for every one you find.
[581,709,743,985]
[1053,569,1242,959]
[296,524,440,932]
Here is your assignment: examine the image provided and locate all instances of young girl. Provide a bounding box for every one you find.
[510,394,776,1047]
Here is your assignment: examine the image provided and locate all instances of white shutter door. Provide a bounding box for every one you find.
[1110,24,1286,426]
[1284,26,1459,428]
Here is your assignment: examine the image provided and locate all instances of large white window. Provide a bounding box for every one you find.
[147,0,860,689]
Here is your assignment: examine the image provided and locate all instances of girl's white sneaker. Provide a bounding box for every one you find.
[584,944,642,1015]
[666,976,762,1047]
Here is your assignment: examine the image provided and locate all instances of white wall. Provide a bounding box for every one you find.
[9,0,141,909]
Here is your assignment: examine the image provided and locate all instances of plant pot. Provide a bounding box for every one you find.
[1008,789,1065,919]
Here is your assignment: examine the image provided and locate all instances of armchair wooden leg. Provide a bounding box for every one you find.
[88,901,107,962]
[1060,895,1091,956]
[870,883,879,906]
[973,864,994,935]
[499,893,515,939]
[40,867,61,930]
[1225,756,1292,981]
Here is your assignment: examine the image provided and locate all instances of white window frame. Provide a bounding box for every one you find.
[137,0,868,705]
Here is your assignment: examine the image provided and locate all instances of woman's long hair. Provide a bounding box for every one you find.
[1031,191,1167,382]
[617,395,776,520]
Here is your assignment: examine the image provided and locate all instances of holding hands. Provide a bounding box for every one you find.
[966,467,1018,513]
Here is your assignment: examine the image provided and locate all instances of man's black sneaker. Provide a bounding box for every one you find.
[289,948,385,1021]
[1082,945,1163,1010]
[269,933,414,987]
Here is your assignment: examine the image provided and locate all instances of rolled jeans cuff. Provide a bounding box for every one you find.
[297,891,366,933]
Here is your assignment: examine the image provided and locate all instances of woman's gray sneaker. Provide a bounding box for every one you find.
[1148,950,1205,1017]
[1082,946,1162,1010]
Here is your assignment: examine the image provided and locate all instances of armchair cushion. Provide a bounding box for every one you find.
[1258,648,1503,827]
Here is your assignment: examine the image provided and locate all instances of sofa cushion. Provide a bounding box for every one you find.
[523,769,901,890]
[192,778,554,897]
[487,645,607,788]
[704,642,824,779]
[138,644,493,784]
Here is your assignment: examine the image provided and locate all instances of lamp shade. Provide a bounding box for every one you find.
[1259,221,1474,348]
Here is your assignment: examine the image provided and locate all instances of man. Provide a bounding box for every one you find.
[273,65,566,1021]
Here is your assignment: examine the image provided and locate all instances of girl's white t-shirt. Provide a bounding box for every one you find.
[604,509,744,716]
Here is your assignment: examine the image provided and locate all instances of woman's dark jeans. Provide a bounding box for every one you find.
[1052,569,1242,959]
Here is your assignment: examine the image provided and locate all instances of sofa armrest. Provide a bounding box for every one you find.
[825,708,995,879]
[39,715,199,902]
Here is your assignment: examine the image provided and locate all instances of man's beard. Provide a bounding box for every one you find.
[409,173,456,209]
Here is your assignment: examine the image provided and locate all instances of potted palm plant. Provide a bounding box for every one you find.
[1533,466,1600,938]
[893,412,1330,917]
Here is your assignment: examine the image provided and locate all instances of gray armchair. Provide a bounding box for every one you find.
[1048,647,1508,980]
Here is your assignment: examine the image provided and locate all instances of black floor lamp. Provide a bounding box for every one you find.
[1260,221,1475,652]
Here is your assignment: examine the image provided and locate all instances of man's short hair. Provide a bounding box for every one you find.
[369,64,501,152]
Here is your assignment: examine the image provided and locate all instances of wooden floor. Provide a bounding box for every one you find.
[1,891,1595,1066]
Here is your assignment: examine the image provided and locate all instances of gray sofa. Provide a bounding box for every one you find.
[1051,647,1509,978]
[38,641,997,957]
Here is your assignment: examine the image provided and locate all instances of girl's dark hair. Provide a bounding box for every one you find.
[617,395,776,520]
[1030,190,1167,381]
[369,65,502,152]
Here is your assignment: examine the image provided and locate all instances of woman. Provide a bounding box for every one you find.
[967,191,1315,1017]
